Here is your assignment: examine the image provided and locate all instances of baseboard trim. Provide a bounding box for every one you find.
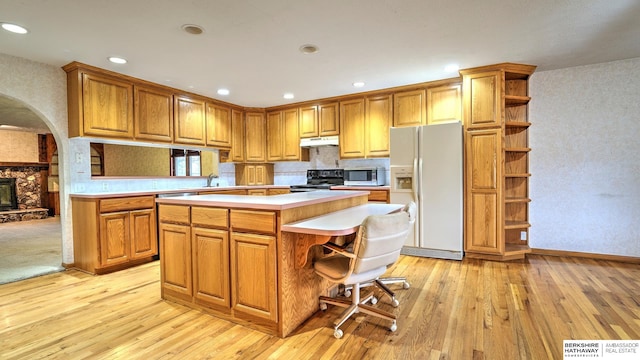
[62,262,74,269]
[530,248,640,264]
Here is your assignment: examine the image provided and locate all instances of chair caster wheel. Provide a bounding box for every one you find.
[391,298,400,308]
[403,281,410,289]
[344,289,351,298]
[334,329,344,339]
[320,302,327,311]
[389,322,397,332]
[371,296,378,305]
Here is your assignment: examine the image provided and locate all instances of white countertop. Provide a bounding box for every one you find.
[154,190,370,210]
[281,203,403,236]
[69,185,291,199]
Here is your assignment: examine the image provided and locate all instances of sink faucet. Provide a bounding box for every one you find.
[207,173,218,187]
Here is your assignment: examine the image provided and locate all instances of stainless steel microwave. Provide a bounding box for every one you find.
[343,167,385,186]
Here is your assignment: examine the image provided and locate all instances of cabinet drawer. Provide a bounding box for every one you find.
[230,210,276,235]
[368,190,389,203]
[158,204,190,224]
[100,196,154,213]
[192,207,228,229]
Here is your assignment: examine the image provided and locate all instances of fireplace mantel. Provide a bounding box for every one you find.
[0,162,49,169]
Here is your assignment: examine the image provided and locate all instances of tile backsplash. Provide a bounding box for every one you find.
[218,146,390,186]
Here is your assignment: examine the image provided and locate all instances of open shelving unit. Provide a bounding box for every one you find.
[461,63,536,261]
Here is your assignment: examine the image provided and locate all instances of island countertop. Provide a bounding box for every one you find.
[154,189,370,210]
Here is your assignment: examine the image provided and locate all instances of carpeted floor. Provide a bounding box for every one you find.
[0,216,64,284]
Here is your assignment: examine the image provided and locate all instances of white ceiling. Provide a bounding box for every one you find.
[1,0,639,133]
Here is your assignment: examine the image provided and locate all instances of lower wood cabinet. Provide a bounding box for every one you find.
[72,195,157,274]
[231,232,277,322]
[158,204,278,327]
[159,222,192,299]
[193,227,230,310]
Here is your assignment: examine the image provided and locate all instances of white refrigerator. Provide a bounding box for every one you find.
[389,122,463,260]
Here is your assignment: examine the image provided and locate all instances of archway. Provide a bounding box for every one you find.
[0,94,65,283]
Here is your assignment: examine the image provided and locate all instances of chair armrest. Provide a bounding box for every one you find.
[322,243,356,258]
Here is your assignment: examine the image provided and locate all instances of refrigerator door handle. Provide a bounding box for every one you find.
[413,126,420,199]
[412,158,419,200]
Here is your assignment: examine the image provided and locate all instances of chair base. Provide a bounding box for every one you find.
[319,284,397,339]
[344,277,410,308]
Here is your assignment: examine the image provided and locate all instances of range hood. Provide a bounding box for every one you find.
[300,135,339,147]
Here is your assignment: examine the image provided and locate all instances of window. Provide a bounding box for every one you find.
[171,149,201,176]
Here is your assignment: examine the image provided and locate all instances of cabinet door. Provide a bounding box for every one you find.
[245,112,266,162]
[266,111,283,161]
[160,223,193,298]
[134,85,173,142]
[463,71,501,129]
[206,103,232,148]
[366,95,392,157]
[230,109,245,162]
[318,102,339,136]
[464,129,503,254]
[174,95,206,145]
[283,108,301,160]
[393,89,425,127]
[339,99,366,159]
[130,208,157,259]
[192,227,230,310]
[255,165,266,186]
[82,73,133,138]
[299,105,318,138]
[427,84,462,125]
[231,232,277,322]
[99,211,130,267]
[246,165,257,185]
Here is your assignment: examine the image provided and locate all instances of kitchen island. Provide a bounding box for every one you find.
[155,190,385,337]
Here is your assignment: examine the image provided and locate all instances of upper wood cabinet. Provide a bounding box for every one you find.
[66,69,134,139]
[268,108,308,161]
[339,99,366,158]
[427,83,462,125]
[365,94,392,158]
[393,89,425,127]
[174,95,206,145]
[318,102,340,136]
[245,112,266,162]
[340,96,391,159]
[235,164,274,186]
[206,103,232,149]
[266,111,284,161]
[299,102,339,138]
[134,85,173,142]
[462,71,501,129]
[299,106,318,138]
[230,109,245,162]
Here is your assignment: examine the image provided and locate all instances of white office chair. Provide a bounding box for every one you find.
[342,201,415,306]
[314,205,413,339]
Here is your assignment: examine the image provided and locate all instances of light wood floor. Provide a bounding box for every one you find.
[1,254,638,359]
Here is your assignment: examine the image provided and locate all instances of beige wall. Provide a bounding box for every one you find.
[103,144,170,176]
[530,57,640,257]
[0,129,39,162]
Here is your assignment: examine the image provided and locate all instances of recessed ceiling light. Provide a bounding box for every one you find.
[1,23,28,34]
[352,82,365,88]
[444,64,460,73]
[217,88,230,96]
[299,44,319,54]
[108,57,127,64]
[182,24,204,35]
[283,93,294,100]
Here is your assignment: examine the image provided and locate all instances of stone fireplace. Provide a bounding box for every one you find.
[0,165,48,222]
[0,177,18,211]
